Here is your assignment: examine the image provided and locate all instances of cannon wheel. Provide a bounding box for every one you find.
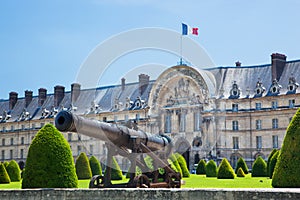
[167,173,181,188]
[133,174,150,188]
[89,175,105,188]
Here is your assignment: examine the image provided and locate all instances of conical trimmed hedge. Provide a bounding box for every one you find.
[205,160,217,177]
[109,157,123,180]
[272,108,300,187]
[236,167,246,177]
[0,163,10,184]
[175,153,190,177]
[169,154,183,177]
[76,152,92,180]
[89,156,102,176]
[269,150,280,179]
[217,158,235,179]
[267,149,278,177]
[196,159,206,175]
[22,124,78,188]
[235,157,248,174]
[6,160,21,182]
[252,156,267,177]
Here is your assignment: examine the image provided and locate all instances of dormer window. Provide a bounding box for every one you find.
[254,80,266,97]
[287,76,299,93]
[268,79,282,95]
[229,81,240,99]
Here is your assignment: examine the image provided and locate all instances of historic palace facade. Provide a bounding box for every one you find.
[0,53,299,171]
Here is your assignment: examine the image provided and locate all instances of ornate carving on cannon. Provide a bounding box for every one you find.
[55,111,181,188]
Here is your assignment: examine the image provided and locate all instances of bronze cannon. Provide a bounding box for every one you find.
[55,111,181,188]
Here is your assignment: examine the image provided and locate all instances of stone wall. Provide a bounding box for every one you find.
[1,188,300,200]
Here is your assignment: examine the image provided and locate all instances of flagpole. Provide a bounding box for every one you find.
[180,34,183,65]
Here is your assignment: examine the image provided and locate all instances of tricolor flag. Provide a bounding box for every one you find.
[182,23,198,36]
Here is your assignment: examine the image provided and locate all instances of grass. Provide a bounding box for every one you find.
[0,174,272,189]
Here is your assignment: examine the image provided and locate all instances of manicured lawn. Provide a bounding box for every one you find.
[0,174,272,189]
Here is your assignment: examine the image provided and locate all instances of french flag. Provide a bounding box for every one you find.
[182,23,198,36]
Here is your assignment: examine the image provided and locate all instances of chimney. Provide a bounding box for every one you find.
[9,92,18,110]
[235,61,241,67]
[54,85,65,107]
[25,90,33,108]
[71,83,81,103]
[139,74,150,95]
[271,53,287,81]
[38,88,47,106]
[121,78,125,91]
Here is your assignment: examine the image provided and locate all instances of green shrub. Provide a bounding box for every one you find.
[267,149,278,177]
[0,163,10,184]
[217,158,235,179]
[6,160,21,182]
[205,160,217,177]
[269,150,280,179]
[89,156,102,176]
[196,159,206,175]
[76,152,92,180]
[272,108,300,187]
[175,153,190,177]
[169,154,183,177]
[3,161,9,169]
[235,157,248,174]
[252,156,267,177]
[22,124,78,188]
[236,167,246,177]
[108,157,123,180]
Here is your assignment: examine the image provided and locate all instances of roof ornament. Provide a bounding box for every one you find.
[287,75,299,94]
[229,81,241,99]
[254,79,266,97]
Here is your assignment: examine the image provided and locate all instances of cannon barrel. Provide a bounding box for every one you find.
[55,111,172,153]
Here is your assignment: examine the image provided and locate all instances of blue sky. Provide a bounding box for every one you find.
[1,0,300,99]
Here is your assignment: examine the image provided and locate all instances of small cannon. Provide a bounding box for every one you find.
[55,111,181,188]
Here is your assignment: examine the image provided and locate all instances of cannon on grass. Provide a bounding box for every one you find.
[55,111,181,188]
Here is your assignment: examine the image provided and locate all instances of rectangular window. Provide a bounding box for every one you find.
[255,102,262,110]
[102,117,107,122]
[164,113,172,133]
[233,137,239,149]
[2,139,5,146]
[273,135,279,148]
[232,103,238,112]
[194,112,202,131]
[114,116,118,122]
[136,114,140,121]
[10,138,13,145]
[124,115,129,122]
[90,145,94,155]
[32,123,36,129]
[10,150,13,159]
[179,113,186,132]
[272,101,278,109]
[272,118,278,129]
[256,120,262,130]
[289,99,295,108]
[40,123,45,128]
[232,121,239,131]
[1,150,4,160]
[11,125,14,131]
[20,149,24,159]
[77,146,82,156]
[68,133,72,142]
[21,137,24,145]
[21,125,25,130]
[2,127,6,132]
[256,136,262,149]
[78,135,81,141]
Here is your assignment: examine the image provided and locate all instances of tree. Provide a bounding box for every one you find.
[22,124,78,188]
[272,109,300,187]
[89,156,102,176]
[108,157,123,180]
[235,157,248,174]
[169,154,183,177]
[175,153,190,177]
[267,149,278,177]
[0,163,10,184]
[269,150,280,179]
[76,152,92,180]
[6,160,21,182]
[205,160,217,177]
[217,158,235,179]
[252,156,267,177]
[196,159,206,175]
[236,167,246,177]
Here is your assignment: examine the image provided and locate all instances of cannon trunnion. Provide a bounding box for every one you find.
[55,111,181,188]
